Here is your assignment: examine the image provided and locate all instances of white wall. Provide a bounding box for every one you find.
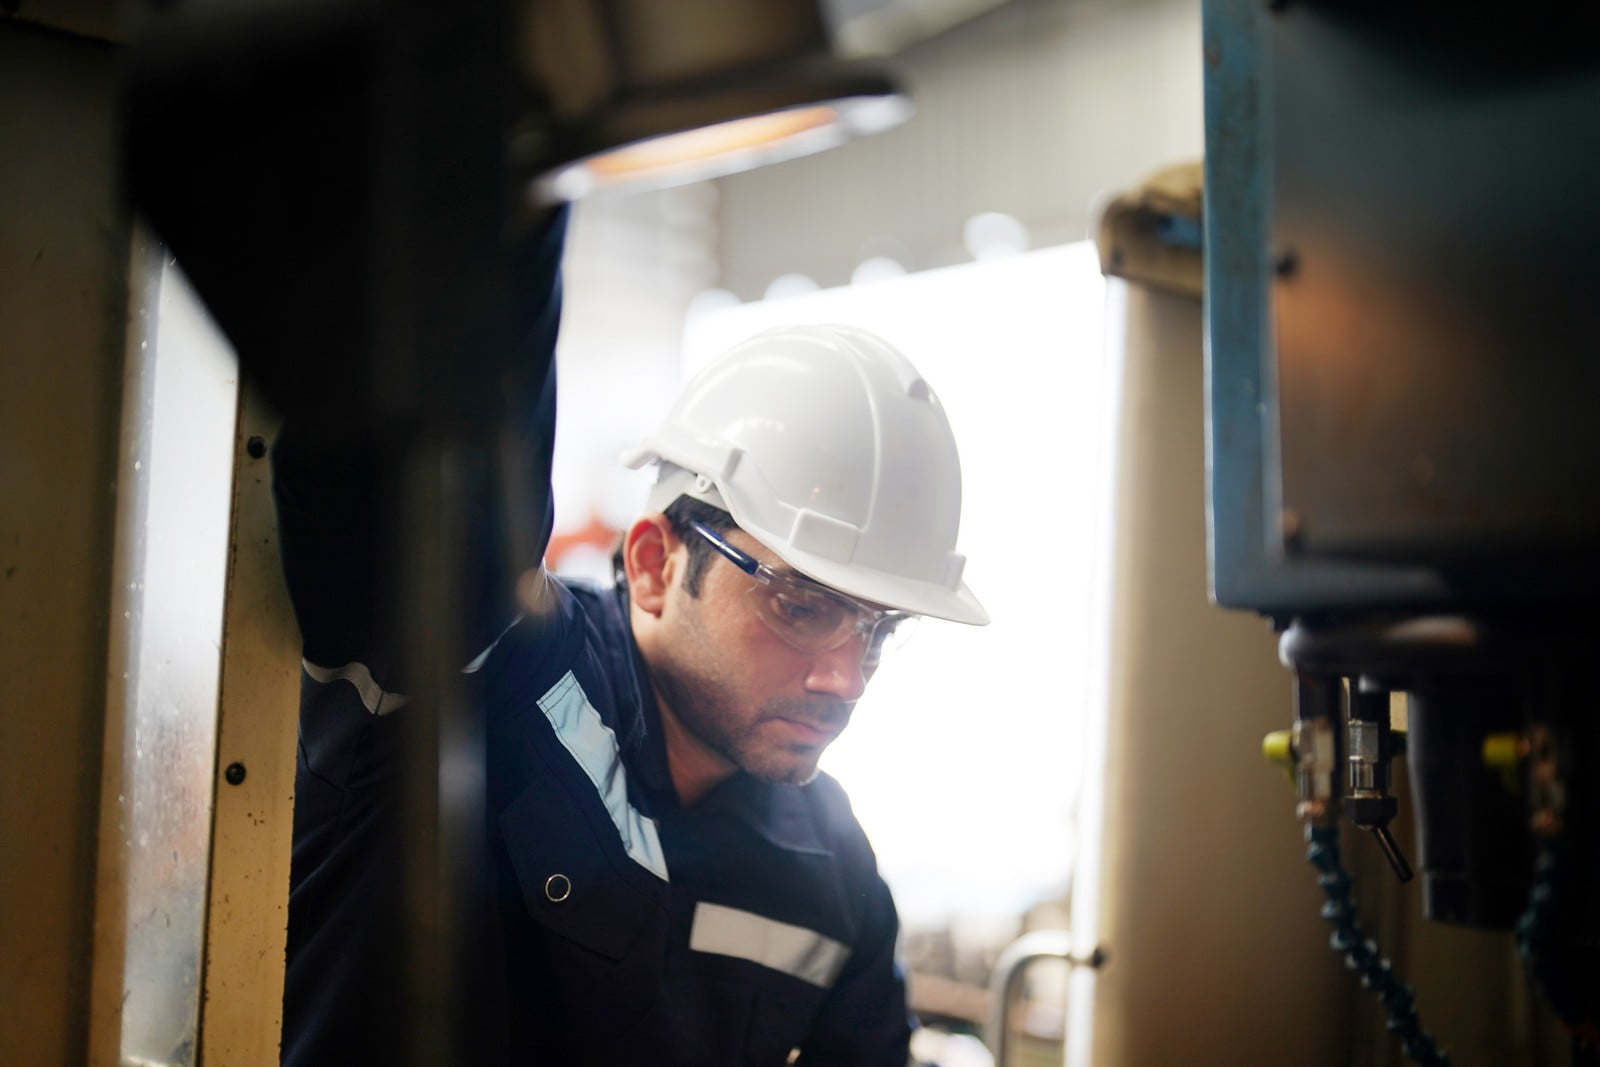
[714,0,1204,297]
[558,0,1206,530]
[553,186,720,541]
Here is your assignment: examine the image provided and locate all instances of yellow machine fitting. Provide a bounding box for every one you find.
[1262,729,1296,782]
[1482,732,1523,795]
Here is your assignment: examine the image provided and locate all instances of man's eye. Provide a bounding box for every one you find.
[773,592,837,626]
[773,594,820,620]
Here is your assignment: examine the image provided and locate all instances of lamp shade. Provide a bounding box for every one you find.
[520,0,911,201]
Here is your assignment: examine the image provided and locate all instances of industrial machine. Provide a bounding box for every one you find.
[1202,0,1600,1060]
[14,0,1594,1062]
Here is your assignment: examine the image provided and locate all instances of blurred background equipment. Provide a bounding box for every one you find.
[1203,0,1600,1060]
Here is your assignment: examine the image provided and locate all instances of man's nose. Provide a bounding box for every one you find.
[803,635,873,702]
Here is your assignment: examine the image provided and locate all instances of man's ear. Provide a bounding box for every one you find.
[624,514,678,616]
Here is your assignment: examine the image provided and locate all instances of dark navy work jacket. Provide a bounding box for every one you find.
[282,576,913,1065]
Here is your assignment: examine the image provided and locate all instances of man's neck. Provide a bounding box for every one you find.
[653,693,737,807]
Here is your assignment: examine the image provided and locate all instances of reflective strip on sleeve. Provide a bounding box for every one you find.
[537,671,669,882]
[689,902,850,988]
[462,614,523,674]
[303,659,411,716]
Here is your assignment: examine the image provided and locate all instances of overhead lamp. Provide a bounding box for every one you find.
[123,0,908,420]
[535,92,910,202]
[520,0,913,202]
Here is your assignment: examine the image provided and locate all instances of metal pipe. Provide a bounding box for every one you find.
[985,931,1105,1067]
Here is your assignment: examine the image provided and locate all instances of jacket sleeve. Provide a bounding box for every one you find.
[271,205,569,690]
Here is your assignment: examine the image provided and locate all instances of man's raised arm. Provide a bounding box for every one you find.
[269,205,568,1067]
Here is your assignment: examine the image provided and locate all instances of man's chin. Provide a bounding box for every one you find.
[770,768,821,787]
[785,765,821,787]
[742,751,822,786]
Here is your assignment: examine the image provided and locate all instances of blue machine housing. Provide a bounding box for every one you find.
[1201,0,1600,617]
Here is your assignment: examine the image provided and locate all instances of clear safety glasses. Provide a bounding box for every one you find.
[688,521,913,663]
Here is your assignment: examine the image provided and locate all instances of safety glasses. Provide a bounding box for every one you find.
[688,521,913,662]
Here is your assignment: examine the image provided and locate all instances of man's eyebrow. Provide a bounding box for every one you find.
[764,562,831,594]
[736,538,880,606]
[751,555,846,598]
[764,562,896,614]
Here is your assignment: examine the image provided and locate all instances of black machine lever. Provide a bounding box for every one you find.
[1368,823,1414,883]
[1345,684,1414,884]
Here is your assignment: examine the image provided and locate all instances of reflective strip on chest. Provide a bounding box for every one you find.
[537,671,670,882]
[689,902,850,988]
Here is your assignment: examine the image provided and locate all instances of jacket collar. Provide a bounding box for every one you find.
[704,773,832,856]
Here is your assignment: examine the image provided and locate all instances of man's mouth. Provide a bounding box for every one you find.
[772,717,837,746]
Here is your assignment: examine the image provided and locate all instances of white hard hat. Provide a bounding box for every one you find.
[622,324,988,625]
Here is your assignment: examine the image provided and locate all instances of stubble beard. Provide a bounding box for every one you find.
[651,655,850,787]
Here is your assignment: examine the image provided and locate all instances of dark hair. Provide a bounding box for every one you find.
[611,495,737,598]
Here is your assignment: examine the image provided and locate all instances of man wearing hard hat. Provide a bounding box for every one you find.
[274,211,987,1065]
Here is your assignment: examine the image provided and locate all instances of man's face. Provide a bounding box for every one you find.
[647,529,878,786]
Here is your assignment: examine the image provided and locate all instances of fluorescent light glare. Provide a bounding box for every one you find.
[538,93,911,202]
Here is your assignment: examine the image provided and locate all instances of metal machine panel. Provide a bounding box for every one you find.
[1203,0,1600,613]
[0,23,129,1067]
[1203,3,1600,1050]
[1270,6,1600,569]
[1202,0,1444,614]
